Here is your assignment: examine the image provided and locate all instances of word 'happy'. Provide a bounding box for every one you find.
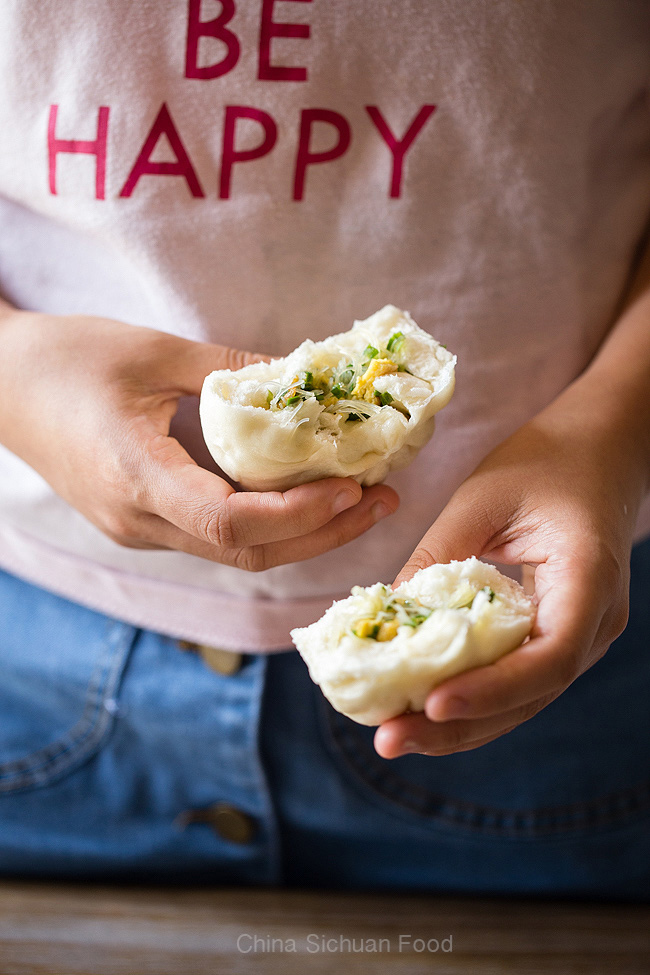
[46,0,436,202]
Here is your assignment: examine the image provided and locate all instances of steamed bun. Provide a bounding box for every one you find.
[291,558,536,726]
[199,305,455,492]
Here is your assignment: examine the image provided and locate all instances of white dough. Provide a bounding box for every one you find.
[199,305,456,491]
[291,558,536,726]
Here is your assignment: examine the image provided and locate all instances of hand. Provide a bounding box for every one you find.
[374,372,647,758]
[0,309,399,570]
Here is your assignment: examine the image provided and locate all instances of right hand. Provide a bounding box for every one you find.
[0,307,399,571]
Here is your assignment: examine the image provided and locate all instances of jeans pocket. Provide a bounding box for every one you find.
[0,571,137,794]
[319,694,650,838]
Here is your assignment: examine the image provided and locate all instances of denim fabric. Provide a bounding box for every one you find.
[1,542,649,898]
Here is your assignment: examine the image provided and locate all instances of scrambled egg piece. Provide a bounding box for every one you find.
[352,358,398,402]
[353,617,401,642]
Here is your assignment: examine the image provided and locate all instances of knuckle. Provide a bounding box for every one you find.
[202,502,238,548]
[402,548,435,576]
[109,438,150,507]
[233,545,269,573]
[101,509,141,544]
[593,543,623,590]
[289,500,320,536]
[103,532,142,550]
[314,514,358,555]
[222,345,256,371]
[489,723,519,744]
[273,492,316,538]
[421,723,469,756]
[437,732,501,755]
[117,466,149,511]
[328,522,356,553]
[442,723,471,752]
[517,693,555,726]
[458,723,523,753]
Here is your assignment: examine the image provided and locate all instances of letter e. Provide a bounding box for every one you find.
[258,0,312,82]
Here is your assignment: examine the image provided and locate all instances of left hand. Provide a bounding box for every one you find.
[374,371,648,759]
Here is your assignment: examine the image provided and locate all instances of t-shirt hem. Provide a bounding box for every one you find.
[0,523,343,651]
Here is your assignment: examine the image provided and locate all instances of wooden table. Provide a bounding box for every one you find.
[0,882,648,974]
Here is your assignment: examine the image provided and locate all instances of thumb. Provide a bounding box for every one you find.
[159,334,272,397]
[393,484,497,587]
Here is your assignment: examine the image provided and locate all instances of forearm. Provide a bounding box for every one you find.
[515,233,650,543]
[566,236,650,493]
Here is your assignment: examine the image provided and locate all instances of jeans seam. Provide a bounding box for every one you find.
[321,698,650,837]
[0,623,136,793]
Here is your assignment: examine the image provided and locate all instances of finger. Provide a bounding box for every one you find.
[142,433,392,548]
[392,474,508,587]
[130,481,399,570]
[229,483,399,570]
[207,477,369,549]
[165,335,271,396]
[381,728,519,758]
[374,695,557,759]
[423,555,605,723]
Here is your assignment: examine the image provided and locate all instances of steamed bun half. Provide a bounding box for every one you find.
[290,558,536,726]
[200,305,455,492]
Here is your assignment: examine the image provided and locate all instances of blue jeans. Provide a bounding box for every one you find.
[1,544,649,898]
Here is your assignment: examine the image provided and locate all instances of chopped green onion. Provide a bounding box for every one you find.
[375,390,393,407]
[404,612,429,627]
[346,413,363,422]
[303,370,314,389]
[286,394,301,406]
[331,384,343,398]
[386,331,405,354]
[363,344,379,360]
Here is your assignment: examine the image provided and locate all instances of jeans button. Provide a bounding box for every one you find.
[176,803,257,844]
[178,642,244,676]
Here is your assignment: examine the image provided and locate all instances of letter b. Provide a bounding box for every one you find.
[186,0,240,79]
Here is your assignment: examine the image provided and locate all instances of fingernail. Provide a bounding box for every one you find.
[436,695,470,720]
[333,490,358,514]
[371,501,392,522]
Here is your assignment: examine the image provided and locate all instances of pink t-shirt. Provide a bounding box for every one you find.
[0,0,649,648]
